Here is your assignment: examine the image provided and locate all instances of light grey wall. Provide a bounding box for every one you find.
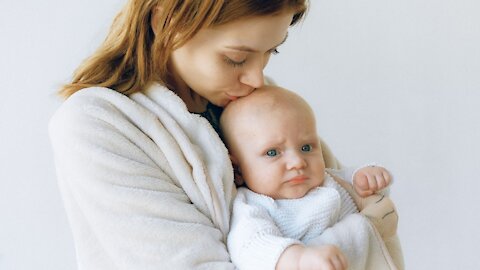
[0,1,123,269]
[267,1,480,269]
[1,1,479,269]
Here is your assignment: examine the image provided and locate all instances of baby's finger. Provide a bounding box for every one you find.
[358,188,374,197]
[330,253,348,270]
[374,174,388,189]
[330,254,346,270]
[354,175,370,191]
[367,174,378,191]
[382,170,392,185]
[338,253,348,270]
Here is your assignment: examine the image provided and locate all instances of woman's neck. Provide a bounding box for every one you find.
[168,73,208,113]
[175,84,208,113]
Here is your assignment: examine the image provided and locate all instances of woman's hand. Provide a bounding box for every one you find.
[353,166,391,197]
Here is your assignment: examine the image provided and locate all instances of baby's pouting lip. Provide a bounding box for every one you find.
[287,175,308,184]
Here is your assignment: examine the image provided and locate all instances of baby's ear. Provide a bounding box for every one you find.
[228,154,239,166]
[228,154,245,186]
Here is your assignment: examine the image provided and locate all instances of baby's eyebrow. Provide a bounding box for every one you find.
[225,33,289,53]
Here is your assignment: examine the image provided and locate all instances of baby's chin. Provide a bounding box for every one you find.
[280,186,316,200]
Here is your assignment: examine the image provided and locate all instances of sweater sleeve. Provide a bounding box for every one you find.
[49,91,234,270]
[304,213,371,269]
[227,189,301,270]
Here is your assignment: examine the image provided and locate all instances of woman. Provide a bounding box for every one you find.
[50,1,324,269]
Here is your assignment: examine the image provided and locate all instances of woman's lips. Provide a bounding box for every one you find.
[288,175,307,184]
[226,93,239,101]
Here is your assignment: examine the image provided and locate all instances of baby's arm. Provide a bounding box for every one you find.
[277,244,348,270]
[353,165,392,197]
[228,189,302,270]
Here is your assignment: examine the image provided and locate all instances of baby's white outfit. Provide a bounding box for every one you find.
[228,170,358,270]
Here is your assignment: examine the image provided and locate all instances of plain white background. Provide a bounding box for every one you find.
[1,1,479,269]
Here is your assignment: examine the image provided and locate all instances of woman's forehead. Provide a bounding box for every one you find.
[203,14,293,51]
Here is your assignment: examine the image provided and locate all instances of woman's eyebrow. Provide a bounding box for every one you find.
[225,33,289,52]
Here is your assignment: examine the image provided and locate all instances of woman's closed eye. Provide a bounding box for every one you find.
[224,48,280,68]
[224,56,247,67]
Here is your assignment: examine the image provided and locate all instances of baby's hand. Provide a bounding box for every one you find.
[353,165,391,197]
[298,245,348,270]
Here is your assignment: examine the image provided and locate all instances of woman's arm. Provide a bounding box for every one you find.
[50,90,234,270]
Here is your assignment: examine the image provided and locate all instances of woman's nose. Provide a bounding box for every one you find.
[286,152,307,170]
[239,59,264,89]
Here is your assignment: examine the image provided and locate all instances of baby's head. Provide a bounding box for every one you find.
[220,85,326,199]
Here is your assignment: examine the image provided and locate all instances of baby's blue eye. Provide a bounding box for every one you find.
[266,149,278,157]
[301,144,312,152]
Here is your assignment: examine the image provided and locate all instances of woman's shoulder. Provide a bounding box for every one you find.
[57,86,135,114]
[48,83,195,150]
[49,86,154,141]
[54,83,177,116]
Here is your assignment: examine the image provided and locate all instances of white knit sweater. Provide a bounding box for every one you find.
[227,171,358,270]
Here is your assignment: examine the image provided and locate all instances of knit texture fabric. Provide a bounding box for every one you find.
[228,168,402,270]
[228,171,358,270]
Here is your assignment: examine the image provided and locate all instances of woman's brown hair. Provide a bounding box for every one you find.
[59,0,308,98]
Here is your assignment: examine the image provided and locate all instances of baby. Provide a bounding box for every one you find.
[221,86,392,270]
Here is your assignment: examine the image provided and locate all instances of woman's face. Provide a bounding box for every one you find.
[170,12,295,108]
